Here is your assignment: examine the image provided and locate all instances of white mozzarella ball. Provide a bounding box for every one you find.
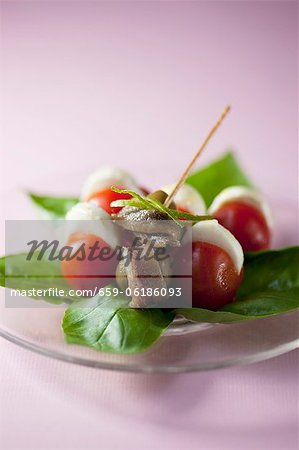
[162,184,206,215]
[65,202,120,249]
[209,186,274,229]
[81,167,141,201]
[192,219,244,274]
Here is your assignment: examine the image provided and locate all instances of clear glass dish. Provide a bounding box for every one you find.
[1,189,298,373]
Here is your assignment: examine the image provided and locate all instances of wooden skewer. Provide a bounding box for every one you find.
[164,105,231,207]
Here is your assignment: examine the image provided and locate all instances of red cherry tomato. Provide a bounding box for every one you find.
[87,188,132,215]
[212,201,271,252]
[191,241,243,310]
[61,233,117,292]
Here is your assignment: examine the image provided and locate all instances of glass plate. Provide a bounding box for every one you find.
[1,189,298,373]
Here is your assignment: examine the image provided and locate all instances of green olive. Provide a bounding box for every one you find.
[147,190,176,209]
[147,190,168,203]
[115,259,128,290]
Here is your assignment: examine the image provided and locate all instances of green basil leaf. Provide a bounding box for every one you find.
[0,253,70,304]
[28,193,79,218]
[186,152,252,207]
[175,308,251,323]
[62,288,175,354]
[238,247,299,295]
[221,289,298,317]
[176,247,299,323]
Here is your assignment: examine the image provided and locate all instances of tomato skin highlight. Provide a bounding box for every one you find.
[61,233,118,292]
[191,241,243,310]
[212,201,271,252]
[87,188,132,215]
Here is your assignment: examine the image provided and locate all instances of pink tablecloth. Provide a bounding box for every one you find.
[1,2,298,449]
[0,339,298,450]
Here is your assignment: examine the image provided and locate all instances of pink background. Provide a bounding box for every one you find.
[0,1,298,449]
[1,1,298,204]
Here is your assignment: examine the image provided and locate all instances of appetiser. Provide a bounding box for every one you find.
[62,188,244,311]
[1,106,298,355]
[190,220,244,310]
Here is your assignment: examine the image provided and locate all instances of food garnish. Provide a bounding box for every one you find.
[1,107,298,355]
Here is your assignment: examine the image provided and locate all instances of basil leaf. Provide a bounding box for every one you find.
[175,308,251,323]
[238,247,299,295]
[0,253,70,304]
[223,247,299,316]
[186,152,252,207]
[221,289,298,317]
[28,193,78,218]
[177,247,299,323]
[62,288,175,354]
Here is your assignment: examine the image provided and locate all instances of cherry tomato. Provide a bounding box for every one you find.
[191,241,243,310]
[87,188,132,215]
[61,232,118,292]
[212,201,271,252]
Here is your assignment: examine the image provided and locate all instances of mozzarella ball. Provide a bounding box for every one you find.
[65,202,120,249]
[192,219,244,274]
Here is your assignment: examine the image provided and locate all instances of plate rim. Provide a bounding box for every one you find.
[1,325,298,373]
